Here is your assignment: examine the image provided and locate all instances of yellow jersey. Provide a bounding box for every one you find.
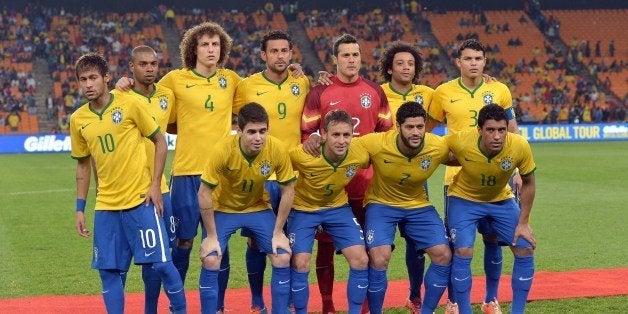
[428,77,514,185]
[445,130,536,202]
[381,83,434,124]
[112,84,175,193]
[160,68,242,176]
[356,130,450,208]
[70,92,160,210]
[289,143,370,211]
[200,135,296,213]
[234,71,310,149]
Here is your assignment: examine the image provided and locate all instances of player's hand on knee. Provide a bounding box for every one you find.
[200,236,222,260]
[302,134,322,157]
[75,212,91,237]
[115,76,134,91]
[317,71,333,86]
[288,63,304,78]
[513,223,536,249]
[272,232,292,256]
[146,184,164,215]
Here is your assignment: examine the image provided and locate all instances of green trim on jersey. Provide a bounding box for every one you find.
[321,142,349,171]
[521,167,537,177]
[71,154,91,160]
[477,136,503,162]
[238,137,261,166]
[146,126,161,138]
[131,84,157,103]
[261,70,289,90]
[278,176,297,185]
[201,178,218,188]
[88,93,115,119]
[395,134,424,161]
[387,82,413,100]
[457,77,483,98]
[192,68,217,81]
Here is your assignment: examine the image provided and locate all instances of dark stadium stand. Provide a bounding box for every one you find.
[0,1,624,134]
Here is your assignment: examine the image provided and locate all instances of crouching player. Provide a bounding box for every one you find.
[288,110,370,314]
[445,104,537,314]
[197,103,295,314]
[356,102,453,314]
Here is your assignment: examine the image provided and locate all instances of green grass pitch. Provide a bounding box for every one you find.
[0,141,626,311]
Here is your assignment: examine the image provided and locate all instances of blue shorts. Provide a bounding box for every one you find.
[364,203,449,251]
[288,205,365,254]
[205,209,288,255]
[446,196,532,249]
[92,202,172,270]
[162,193,176,247]
[170,175,202,239]
[444,185,496,237]
[241,180,282,238]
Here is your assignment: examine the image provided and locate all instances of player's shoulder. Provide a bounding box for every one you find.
[218,68,242,80]
[414,84,435,93]
[162,68,189,80]
[508,132,530,146]
[70,103,91,121]
[434,77,458,92]
[361,77,385,91]
[154,83,175,97]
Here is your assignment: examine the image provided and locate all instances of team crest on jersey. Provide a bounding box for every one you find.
[420,155,432,170]
[360,93,372,109]
[288,233,296,247]
[414,94,424,106]
[218,75,228,89]
[111,107,123,124]
[482,91,495,105]
[259,160,272,177]
[290,83,300,96]
[159,97,168,110]
[500,157,513,171]
[345,164,358,178]
[366,230,375,244]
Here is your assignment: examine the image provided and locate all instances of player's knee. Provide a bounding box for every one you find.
[270,253,291,268]
[177,238,194,249]
[454,247,473,258]
[292,254,311,272]
[512,247,534,257]
[202,255,221,270]
[347,250,369,270]
[427,244,452,265]
[368,247,391,269]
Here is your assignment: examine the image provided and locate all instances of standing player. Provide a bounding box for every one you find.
[289,110,370,314]
[378,42,434,312]
[356,102,452,314]
[426,38,519,313]
[445,105,536,314]
[301,33,392,314]
[233,30,309,312]
[71,53,186,314]
[197,103,295,314]
[111,45,177,314]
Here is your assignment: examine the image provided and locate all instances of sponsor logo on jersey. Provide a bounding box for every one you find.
[159,97,168,110]
[111,107,123,124]
[500,156,513,171]
[260,160,272,176]
[482,91,495,105]
[360,93,372,109]
[420,155,432,170]
[218,75,228,89]
[291,83,301,96]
